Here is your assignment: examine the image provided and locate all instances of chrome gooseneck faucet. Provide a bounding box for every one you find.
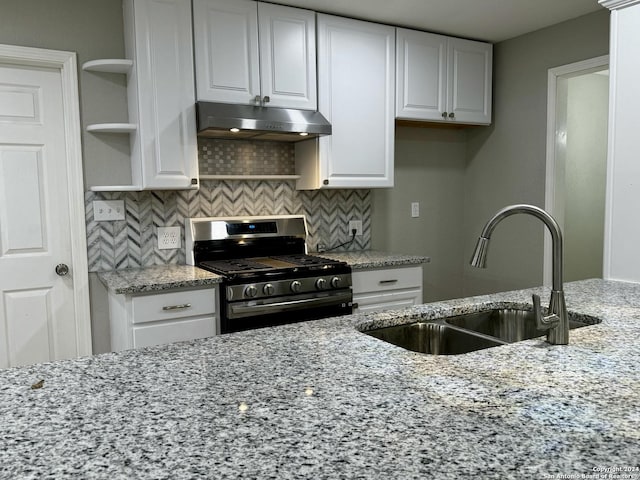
[470,204,568,345]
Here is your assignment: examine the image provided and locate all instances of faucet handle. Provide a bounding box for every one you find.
[532,294,561,331]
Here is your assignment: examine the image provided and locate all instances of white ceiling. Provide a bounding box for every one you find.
[270,0,605,43]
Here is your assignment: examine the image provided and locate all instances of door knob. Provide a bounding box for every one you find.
[55,264,69,276]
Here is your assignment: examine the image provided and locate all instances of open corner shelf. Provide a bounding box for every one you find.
[82,59,133,74]
[89,185,143,192]
[199,174,301,181]
[86,123,137,133]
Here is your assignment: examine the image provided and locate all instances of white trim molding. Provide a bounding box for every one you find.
[544,55,609,287]
[0,43,92,357]
[599,0,640,10]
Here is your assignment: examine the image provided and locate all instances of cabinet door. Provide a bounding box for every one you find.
[193,0,260,104]
[316,14,395,188]
[108,286,218,351]
[125,0,198,189]
[133,316,215,349]
[352,266,423,314]
[446,37,492,125]
[354,290,422,314]
[258,3,316,110]
[396,29,447,121]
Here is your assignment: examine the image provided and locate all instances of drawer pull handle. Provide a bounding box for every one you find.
[379,279,398,285]
[162,303,192,311]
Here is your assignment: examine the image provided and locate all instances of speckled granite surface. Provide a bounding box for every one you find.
[98,251,427,295]
[315,249,429,269]
[2,279,638,479]
[98,265,222,294]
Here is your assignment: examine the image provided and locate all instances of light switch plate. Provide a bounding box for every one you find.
[158,226,181,250]
[93,200,125,221]
[411,202,420,218]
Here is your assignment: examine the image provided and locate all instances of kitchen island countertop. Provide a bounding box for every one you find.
[1,278,638,479]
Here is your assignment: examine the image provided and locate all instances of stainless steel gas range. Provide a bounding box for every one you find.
[185,215,353,334]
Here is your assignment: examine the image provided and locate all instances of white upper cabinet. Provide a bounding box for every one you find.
[396,28,492,125]
[296,14,395,189]
[123,0,198,190]
[193,0,317,110]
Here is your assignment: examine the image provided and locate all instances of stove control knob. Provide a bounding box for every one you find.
[315,278,327,290]
[244,285,258,298]
[290,280,302,293]
[330,276,342,288]
[263,283,275,295]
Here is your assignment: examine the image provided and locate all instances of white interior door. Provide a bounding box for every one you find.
[0,46,91,368]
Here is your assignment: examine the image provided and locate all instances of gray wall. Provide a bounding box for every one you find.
[372,9,610,300]
[1,2,611,350]
[462,10,610,296]
[371,126,467,301]
[0,0,131,187]
[0,0,130,354]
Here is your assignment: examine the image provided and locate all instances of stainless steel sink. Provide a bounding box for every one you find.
[364,320,507,355]
[444,308,599,343]
[364,308,601,355]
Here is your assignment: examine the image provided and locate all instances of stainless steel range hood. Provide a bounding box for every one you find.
[196,101,331,142]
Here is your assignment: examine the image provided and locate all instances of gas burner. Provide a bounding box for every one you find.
[200,259,277,275]
[272,254,343,267]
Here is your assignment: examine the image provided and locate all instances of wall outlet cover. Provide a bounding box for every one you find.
[158,226,181,250]
[93,200,125,221]
[348,220,363,236]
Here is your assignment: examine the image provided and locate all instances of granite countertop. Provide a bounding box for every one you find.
[2,278,638,479]
[98,265,223,295]
[97,251,428,295]
[313,249,430,269]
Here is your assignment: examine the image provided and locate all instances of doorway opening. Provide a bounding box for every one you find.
[544,55,609,286]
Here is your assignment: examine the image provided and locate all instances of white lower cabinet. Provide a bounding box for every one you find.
[352,266,423,314]
[109,287,218,351]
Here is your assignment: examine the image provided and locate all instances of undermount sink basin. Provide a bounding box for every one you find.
[444,308,600,343]
[364,307,601,355]
[365,320,506,355]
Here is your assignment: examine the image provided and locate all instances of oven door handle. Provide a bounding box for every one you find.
[229,291,352,317]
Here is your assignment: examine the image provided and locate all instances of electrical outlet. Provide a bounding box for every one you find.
[158,226,181,250]
[93,200,125,221]
[411,202,420,218]
[348,220,363,236]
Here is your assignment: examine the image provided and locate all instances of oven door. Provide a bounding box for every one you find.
[221,289,353,333]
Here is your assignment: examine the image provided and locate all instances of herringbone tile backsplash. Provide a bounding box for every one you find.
[86,180,371,272]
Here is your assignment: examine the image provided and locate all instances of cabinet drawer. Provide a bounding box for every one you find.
[132,316,215,348]
[352,266,422,294]
[354,288,422,314]
[131,288,216,324]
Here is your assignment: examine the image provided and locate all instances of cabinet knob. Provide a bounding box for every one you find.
[254,95,261,104]
[191,178,198,185]
[263,96,270,104]
[441,112,448,119]
[448,112,455,119]
[323,179,329,186]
